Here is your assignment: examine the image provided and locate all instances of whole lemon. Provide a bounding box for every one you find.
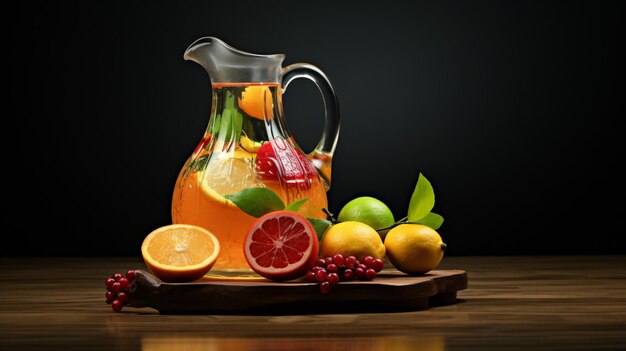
[384,224,446,275]
[321,221,386,261]
[337,196,395,239]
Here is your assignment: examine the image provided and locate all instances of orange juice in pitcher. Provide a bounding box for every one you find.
[171,38,340,276]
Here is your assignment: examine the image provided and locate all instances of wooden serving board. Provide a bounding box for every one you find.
[126,269,467,315]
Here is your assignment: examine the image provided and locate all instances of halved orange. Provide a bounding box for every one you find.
[141,224,220,282]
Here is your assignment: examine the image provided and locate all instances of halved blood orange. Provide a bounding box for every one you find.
[243,210,319,281]
[141,224,220,283]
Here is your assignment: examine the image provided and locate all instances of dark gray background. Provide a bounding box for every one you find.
[5,1,624,256]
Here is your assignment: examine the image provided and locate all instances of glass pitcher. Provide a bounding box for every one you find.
[171,37,340,276]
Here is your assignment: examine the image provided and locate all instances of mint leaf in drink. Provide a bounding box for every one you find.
[212,90,243,142]
[285,198,309,213]
[225,188,285,218]
[407,173,436,222]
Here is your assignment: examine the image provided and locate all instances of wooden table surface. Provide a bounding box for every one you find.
[1,255,625,350]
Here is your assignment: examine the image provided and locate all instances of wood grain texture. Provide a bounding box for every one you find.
[1,256,625,350]
[127,269,467,314]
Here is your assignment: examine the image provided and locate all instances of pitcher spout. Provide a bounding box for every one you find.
[184,37,285,84]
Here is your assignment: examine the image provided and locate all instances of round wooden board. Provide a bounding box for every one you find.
[127,269,468,315]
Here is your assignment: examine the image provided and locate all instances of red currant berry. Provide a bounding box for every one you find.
[315,269,328,283]
[371,258,384,272]
[332,254,345,267]
[111,282,122,293]
[306,271,316,282]
[125,270,136,282]
[326,263,338,274]
[357,263,367,271]
[105,291,115,302]
[105,277,115,289]
[324,256,333,265]
[118,277,130,290]
[345,256,357,268]
[311,266,323,273]
[342,268,355,280]
[111,299,123,312]
[315,258,326,267]
[112,273,123,281]
[319,281,332,294]
[363,256,374,267]
[327,272,340,285]
[365,268,377,281]
[355,267,365,280]
[117,292,128,304]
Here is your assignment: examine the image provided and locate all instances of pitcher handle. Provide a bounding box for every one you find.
[282,63,340,188]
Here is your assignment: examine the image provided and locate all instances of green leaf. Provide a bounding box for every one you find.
[225,188,285,218]
[413,212,444,230]
[307,217,332,241]
[210,113,221,136]
[212,91,243,142]
[285,198,309,213]
[407,173,435,222]
[227,91,243,141]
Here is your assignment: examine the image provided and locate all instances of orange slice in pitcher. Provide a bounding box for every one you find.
[238,85,274,120]
[197,149,263,204]
[141,224,220,282]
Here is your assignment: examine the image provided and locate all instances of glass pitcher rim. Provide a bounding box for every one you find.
[184,36,286,60]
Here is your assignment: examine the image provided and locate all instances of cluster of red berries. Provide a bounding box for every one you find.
[104,270,135,312]
[306,254,385,293]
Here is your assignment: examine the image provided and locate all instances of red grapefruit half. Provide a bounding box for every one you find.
[244,210,319,281]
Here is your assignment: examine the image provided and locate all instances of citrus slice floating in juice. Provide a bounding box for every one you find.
[197,149,264,203]
[240,134,263,153]
[141,224,221,282]
[238,85,274,120]
[243,210,319,281]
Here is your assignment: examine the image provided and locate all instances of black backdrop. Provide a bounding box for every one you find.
[5,1,624,256]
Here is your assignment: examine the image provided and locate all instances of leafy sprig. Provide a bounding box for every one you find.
[224,172,443,241]
[224,188,331,240]
[376,173,444,231]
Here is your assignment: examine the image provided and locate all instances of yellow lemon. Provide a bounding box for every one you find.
[321,221,386,261]
[384,224,446,275]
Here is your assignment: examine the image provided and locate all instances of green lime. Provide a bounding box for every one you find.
[337,196,395,239]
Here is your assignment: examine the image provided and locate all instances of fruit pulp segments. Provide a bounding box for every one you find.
[147,230,215,266]
[250,216,310,268]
